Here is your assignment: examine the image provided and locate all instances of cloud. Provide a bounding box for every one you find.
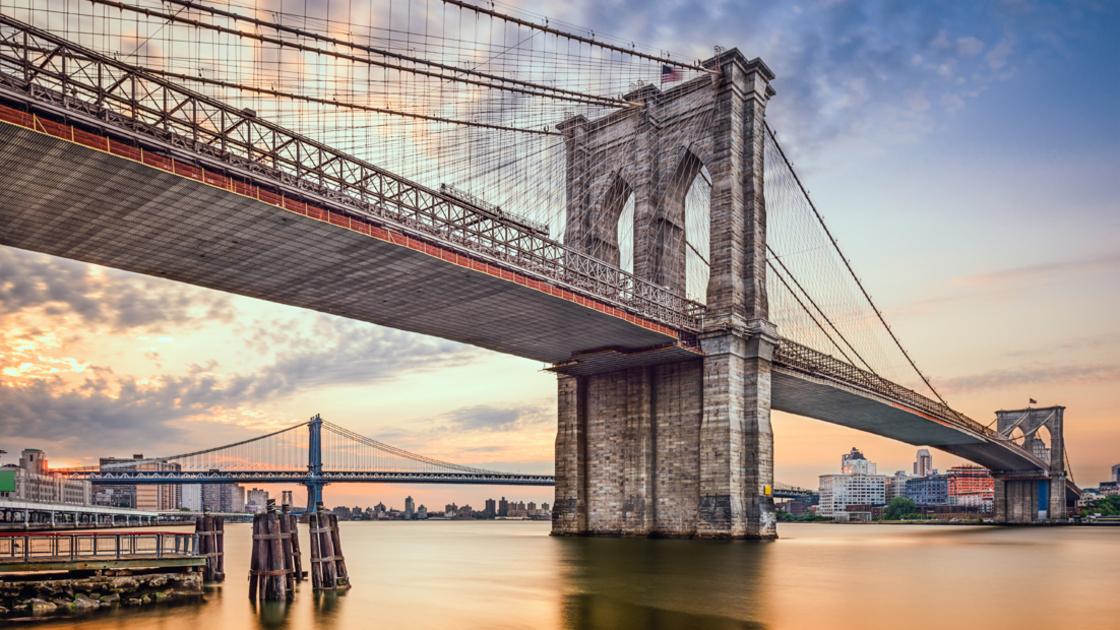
[936,363,1120,394]
[0,315,481,458]
[952,253,1120,287]
[0,247,234,332]
[957,36,985,57]
[438,403,553,433]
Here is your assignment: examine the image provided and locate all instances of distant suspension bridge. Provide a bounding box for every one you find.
[55,415,815,511]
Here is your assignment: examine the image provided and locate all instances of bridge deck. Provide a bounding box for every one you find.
[0,115,682,364]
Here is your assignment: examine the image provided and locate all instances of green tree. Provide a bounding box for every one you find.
[884,497,917,520]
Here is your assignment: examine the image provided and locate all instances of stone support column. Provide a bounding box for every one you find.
[553,375,588,535]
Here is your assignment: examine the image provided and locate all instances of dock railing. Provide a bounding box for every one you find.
[0,531,199,564]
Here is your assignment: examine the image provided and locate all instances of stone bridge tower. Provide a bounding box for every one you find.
[552,50,779,538]
[993,406,1068,522]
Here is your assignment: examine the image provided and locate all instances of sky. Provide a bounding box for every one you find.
[0,0,1117,511]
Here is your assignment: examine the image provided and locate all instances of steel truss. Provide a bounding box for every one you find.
[0,14,704,334]
[64,470,558,486]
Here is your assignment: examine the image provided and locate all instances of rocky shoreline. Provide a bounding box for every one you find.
[0,568,202,619]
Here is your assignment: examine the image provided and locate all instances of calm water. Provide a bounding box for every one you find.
[14,522,1119,630]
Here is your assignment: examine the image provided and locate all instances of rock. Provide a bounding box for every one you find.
[28,598,57,613]
[141,595,151,604]
[72,595,99,609]
[0,605,9,614]
[101,593,120,603]
[126,598,141,606]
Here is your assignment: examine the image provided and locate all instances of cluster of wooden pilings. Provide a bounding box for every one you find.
[194,512,225,582]
[307,502,350,590]
[248,502,304,602]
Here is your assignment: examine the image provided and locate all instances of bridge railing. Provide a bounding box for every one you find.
[0,15,704,334]
[773,340,1012,444]
[0,531,198,563]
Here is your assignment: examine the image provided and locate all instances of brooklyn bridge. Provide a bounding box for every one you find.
[0,0,1078,538]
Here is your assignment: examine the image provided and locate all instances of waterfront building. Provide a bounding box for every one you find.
[906,474,949,506]
[458,504,473,518]
[484,498,496,517]
[203,484,244,512]
[418,505,427,519]
[1099,482,1119,496]
[97,454,181,510]
[1113,463,1120,483]
[246,488,269,513]
[947,466,994,510]
[182,484,203,511]
[0,449,92,506]
[445,503,458,516]
[913,449,933,477]
[499,497,509,516]
[542,502,550,512]
[818,449,887,517]
[405,496,415,519]
[886,471,910,501]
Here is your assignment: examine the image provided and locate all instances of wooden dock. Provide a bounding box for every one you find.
[0,531,205,573]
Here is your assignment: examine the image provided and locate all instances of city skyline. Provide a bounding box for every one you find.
[0,0,1117,508]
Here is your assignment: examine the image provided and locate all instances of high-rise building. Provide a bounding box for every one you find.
[203,484,244,512]
[1112,464,1120,483]
[445,503,458,516]
[498,497,509,516]
[484,498,497,517]
[182,484,203,511]
[913,449,933,477]
[819,449,887,517]
[404,496,415,519]
[841,448,876,475]
[417,505,427,519]
[1029,438,1051,463]
[542,502,550,513]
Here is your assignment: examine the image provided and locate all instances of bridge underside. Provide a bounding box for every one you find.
[0,120,683,364]
[771,369,1041,472]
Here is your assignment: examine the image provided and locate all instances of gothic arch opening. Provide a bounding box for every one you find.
[663,150,711,303]
[600,175,635,273]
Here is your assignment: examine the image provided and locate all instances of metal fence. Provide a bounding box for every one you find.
[0,531,198,563]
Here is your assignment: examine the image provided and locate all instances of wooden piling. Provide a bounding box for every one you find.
[287,511,304,582]
[248,514,261,600]
[307,511,323,589]
[248,503,294,602]
[194,512,225,582]
[279,506,295,592]
[328,514,350,588]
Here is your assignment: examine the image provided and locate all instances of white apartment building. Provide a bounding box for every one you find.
[886,471,910,501]
[819,448,887,517]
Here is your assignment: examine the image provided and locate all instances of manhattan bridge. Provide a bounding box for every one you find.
[0,0,1077,536]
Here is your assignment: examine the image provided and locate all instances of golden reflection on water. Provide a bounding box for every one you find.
[12,521,1119,630]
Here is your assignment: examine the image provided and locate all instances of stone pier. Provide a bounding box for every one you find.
[552,50,779,539]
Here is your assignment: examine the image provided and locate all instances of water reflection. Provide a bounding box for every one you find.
[254,600,292,630]
[556,537,772,629]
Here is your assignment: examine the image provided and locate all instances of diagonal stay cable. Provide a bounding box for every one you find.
[764,122,958,414]
[766,257,858,367]
[767,244,877,375]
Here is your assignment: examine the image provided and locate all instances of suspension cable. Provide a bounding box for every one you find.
[764,123,956,413]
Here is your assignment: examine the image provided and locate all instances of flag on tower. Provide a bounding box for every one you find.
[661,65,682,84]
[1029,398,1037,404]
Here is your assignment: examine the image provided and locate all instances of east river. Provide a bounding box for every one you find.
[18,521,1119,629]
